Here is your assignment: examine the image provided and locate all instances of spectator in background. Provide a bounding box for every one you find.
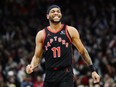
[0,0,116,86]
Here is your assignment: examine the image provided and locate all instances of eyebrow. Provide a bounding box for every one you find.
[51,9,61,12]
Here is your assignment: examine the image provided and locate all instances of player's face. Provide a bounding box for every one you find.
[47,8,62,23]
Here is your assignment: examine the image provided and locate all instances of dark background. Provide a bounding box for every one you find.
[0,0,116,87]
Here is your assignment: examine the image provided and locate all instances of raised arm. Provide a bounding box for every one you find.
[26,30,44,74]
[68,26,100,83]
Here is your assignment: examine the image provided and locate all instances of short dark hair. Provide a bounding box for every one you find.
[47,5,61,14]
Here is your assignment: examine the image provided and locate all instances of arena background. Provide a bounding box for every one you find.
[0,0,116,87]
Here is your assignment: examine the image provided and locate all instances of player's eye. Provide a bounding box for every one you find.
[57,10,61,13]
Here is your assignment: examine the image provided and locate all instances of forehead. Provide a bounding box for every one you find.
[49,8,61,12]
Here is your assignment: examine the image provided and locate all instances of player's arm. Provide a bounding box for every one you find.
[68,26,100,83]
[26,30,44,74]
[68,26,93,66]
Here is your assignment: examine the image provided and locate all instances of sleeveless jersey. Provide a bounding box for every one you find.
[43,24,72,69]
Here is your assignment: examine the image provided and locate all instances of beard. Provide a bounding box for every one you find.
[49,16,62,24]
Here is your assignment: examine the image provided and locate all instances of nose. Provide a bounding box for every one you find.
[54,11,58,15]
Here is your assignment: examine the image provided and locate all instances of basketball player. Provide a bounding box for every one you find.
[26,5,100,87]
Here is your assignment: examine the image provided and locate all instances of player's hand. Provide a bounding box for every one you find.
[91,71,100,83]
[26,64,33,74]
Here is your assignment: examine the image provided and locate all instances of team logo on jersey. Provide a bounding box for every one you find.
[45,36,69,51]
[60,30,65,35]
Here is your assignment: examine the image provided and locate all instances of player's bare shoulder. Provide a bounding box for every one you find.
[67,25,79,38]
[36,29,45,43]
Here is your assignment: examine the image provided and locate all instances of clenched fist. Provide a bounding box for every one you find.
[26,64,33,74]
[92,71,100,83]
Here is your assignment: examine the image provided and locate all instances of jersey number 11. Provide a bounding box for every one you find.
[51,47,61,58]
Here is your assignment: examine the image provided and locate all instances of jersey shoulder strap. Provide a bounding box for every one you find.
[65,25,72,43]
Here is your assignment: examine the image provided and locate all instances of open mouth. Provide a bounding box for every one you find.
[53,16,60,20]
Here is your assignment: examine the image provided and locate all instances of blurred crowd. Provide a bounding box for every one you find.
[0,0,116,87]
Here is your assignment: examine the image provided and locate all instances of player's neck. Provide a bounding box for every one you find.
[50,22,62,30]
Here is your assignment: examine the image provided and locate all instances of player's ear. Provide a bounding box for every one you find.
[46,14,49,19]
